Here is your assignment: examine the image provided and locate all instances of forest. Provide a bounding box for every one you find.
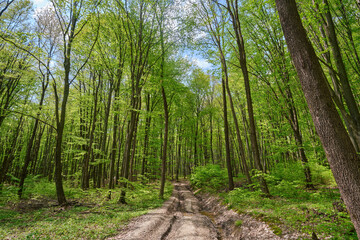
[0,0,360,239]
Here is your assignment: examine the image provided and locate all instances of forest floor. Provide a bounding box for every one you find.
[0,180,173,239]
[109,182,304,239]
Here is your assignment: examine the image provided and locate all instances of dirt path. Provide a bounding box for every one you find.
[109,182,302,240]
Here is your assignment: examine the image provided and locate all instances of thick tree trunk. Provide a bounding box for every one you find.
[276,0,360,236]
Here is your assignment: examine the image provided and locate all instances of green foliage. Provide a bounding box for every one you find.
[270,161,336,188]
[220,162,356,239]
[235,220,243,227]
[190,164,228,192]
[310,163,337,187]
[270,162,304,183]
[0,178,173,239]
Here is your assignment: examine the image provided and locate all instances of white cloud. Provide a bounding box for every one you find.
[193,58,212,70]
[32,0,49,9]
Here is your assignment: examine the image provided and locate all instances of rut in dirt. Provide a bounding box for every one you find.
[109,182,301,240]
[109,182,219,240]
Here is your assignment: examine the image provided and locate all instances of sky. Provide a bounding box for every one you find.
[193,57,212,70]
[32,0,48,9]
[30,0,212,71]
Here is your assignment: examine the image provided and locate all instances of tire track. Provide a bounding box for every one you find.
[109,182,219,240]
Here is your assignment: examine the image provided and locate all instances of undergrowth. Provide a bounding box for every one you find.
[190,162,357,239]
[0,178,173,239]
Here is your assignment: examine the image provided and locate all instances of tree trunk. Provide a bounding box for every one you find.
[141,93,151,176]
[220,60,234,191]
[322,0,360,150]
[109,78,121,189]
[225,71,252,184]
[176,124,181,181]
[119,92,140,204]
[159,86,169,198]
[226,0,270,196]
[18,79,48,198]
[0,116,23,186]
[276,0,360,236]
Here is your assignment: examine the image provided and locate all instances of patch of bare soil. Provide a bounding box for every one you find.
[108,182,305,240]
[6,198,85,213]
[9,198,57,213]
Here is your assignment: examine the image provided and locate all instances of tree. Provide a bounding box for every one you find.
[118,0,159,204]
[198,0,234,190]
[276,0,360,236]
[17,5,59,198]
[221,0,270,195]
[51,0,99,204]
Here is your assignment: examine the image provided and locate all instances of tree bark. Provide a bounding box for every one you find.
[159,85,169,198]
[220,60,234,191]
[225,0,270,196]
[81,72,100,190]
[225,72,252,184]
[323,0,360,140]
[141,93,151,176]
[18,76,48,198]
[276,0,360,236]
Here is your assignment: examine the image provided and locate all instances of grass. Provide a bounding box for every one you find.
[222,186,356,238]
[0,178,173,239]
[191,162,357,239]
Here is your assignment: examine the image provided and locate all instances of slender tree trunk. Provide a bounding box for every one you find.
[220,60,234,191]
[175,124,181,181]
[194,116,198,167]
[0,116,23,186]
[226,0,270,196]
[141,93,151,176]
[18,79,48,198]
[119,91,140,204]
[109,78,121,189]
[276,0,360,236]
[100,75,113,187]
[81,72,100,190]
[323,0,360,130]
[225,73,252,184]
[322,0,360,153]
[159,86,169,198]
[210,110,215,164]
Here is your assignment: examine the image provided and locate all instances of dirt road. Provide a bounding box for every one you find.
[109,182,301,240]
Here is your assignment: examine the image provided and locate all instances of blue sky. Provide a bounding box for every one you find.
[30,0,211,70]
[32,0,48,9]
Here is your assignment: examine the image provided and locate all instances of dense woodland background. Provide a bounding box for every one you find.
[1,0,360,238]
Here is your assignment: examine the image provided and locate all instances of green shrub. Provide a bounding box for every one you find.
[270,162,304,183]
[190,164,228,192]
[269,161,336,188]
[227,187,262,205]
[310,163,336,187]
